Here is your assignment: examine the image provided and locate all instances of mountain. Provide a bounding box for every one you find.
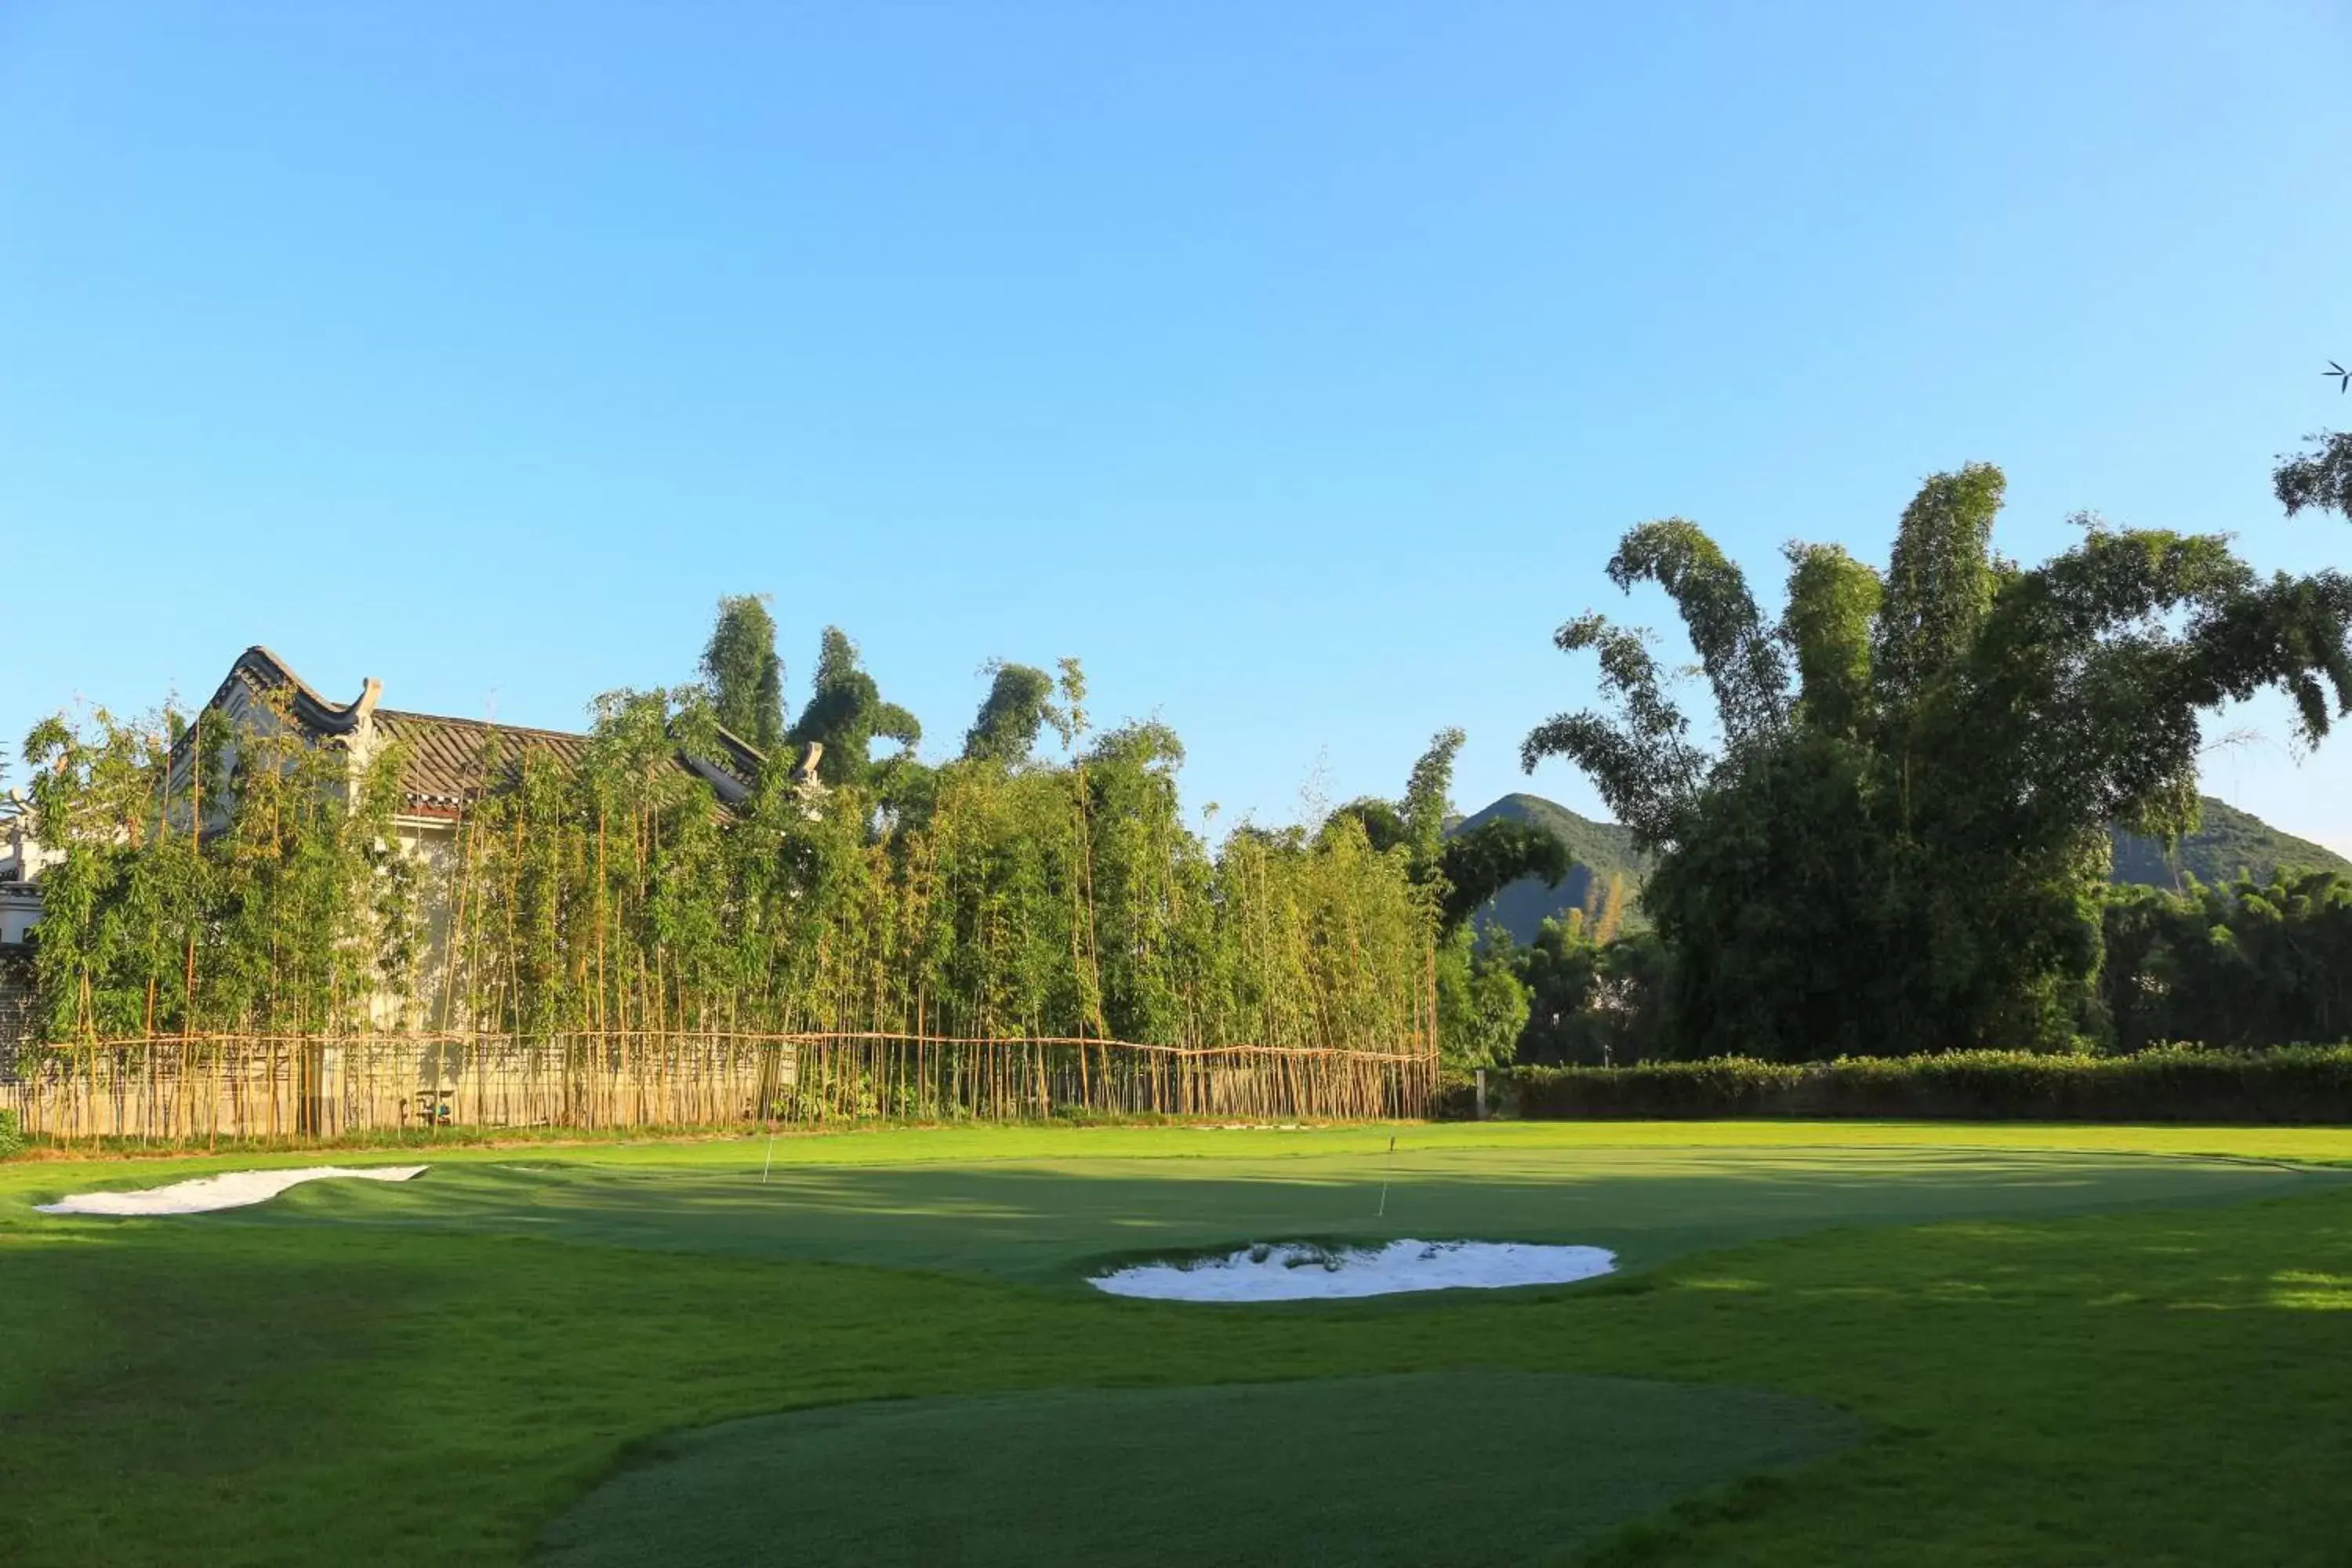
[1450,793,1652,944]
[1453,789,2350,944]
[2111,796,2352,891]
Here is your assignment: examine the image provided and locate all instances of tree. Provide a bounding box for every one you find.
[20,698,410,1042]
[1334,728,1573,935]
[17,648,1443,1128]
[963,662,1056,764]
[2276,430,2352,521]
[1434,922,1529,1071]
[2101,870,2352,1051]
[1515,913,1602,1064]
[1524,465,2352,1058]
[1873,464,2005,710]
[2271,361,2350,519]
[789,627,921,787]
[1399,727,1466,877]
[1328,796,1410,855]
[1514,914,1668,1065]
[1339,727,1560,1067]
[1435,819,1570,932]
[699,595,786,752]
[1780,542,1882,738]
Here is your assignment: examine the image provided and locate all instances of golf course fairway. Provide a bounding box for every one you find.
[4,1120,2350,1565]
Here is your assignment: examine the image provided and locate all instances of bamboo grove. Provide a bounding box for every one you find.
[1523,460,2352,1059]
[7,661,1443,1135]
[18,702,415,1044]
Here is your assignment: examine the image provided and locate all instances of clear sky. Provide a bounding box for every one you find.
[4,2,2350,848]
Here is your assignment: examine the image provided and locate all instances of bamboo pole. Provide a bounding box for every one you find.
[12,1029,1436,1141]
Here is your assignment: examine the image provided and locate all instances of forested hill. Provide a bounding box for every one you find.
[2111,796,2352,890]
[1456,790,2349,942]
[1450,793,1651,943]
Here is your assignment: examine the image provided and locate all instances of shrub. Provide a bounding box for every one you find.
[0,1108,23,1159]
[1461,1046,2352,1123]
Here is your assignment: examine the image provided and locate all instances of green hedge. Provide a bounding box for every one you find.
[0,1108,22,1159]
[1457,1046,2352,1123]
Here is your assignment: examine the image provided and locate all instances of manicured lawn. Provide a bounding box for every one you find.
[539,1372,1860,1567]
[4,1122,2350,1564]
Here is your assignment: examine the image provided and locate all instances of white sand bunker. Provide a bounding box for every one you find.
[1090,1240,1617,1301]
[36,1165,427,1218]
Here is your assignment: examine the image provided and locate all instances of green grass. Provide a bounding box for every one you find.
[5,1123,2352,1564]
[13,1120,2335,1284]
[240,1135,2335,1282]
[538,1372,1860,1568]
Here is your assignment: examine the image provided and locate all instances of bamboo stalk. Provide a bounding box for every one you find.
[10,1026,1436,1141]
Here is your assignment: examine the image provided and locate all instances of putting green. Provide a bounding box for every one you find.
[535,1371,1862,1567]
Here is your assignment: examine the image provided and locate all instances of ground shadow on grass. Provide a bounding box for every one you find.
[216,1142,2337,1286]
[533,1370,1861,1568]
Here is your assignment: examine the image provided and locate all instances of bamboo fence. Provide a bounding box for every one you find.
[1,1029,1439,1142]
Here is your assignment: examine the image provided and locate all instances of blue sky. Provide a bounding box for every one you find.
[4,2,2350,848]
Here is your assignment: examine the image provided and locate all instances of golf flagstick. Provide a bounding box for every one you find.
[1377,1134,1396,1217]
[762,1127,777,1185]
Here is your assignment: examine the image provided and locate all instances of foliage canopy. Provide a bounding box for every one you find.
[962,662,1057,765]
[1524,463,2352,1058]
[789,627,923,788]
[699,594,786,752]
[20,656,1439,1079]
[2275,429,2352,521]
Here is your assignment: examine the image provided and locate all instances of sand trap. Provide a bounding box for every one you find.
[1089,1239,1617,1301]
[35,1165,428,1217]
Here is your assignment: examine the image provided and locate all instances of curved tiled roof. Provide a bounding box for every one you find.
[371,710,597,812]
[201,648,770,819]
[207,646,380,735]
